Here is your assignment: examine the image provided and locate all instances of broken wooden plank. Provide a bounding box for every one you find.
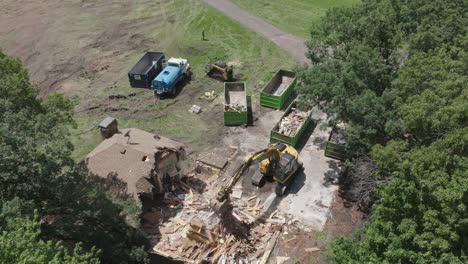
[284,236,297,243]
[238,210,257,222]
[305,247,321,253]
[187,232,210,244]
[260,231,281,264]
[152,248,195,264]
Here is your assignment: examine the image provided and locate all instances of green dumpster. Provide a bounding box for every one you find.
[224,82,248,126]
[270,101,312,147]
[260,70,296,109]
[324,125,348,160]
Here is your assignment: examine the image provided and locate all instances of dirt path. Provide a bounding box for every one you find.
[202,0,309,64]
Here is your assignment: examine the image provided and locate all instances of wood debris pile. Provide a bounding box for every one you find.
[224,103,247,112]
[148,175,289,263]
[277,108,309,137]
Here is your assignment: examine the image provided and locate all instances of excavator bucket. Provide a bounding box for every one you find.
[210,198,232,217]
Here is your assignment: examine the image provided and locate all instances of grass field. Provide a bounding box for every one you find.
[3,0,357,160]
[230,0,359,37]
[69,0,295,159]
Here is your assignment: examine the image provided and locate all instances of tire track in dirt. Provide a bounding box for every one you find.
[202,0,309,64]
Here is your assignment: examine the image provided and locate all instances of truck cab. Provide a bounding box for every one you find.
[166,58,190,75]
[151,57,190,96]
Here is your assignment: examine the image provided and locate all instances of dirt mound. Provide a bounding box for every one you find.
[0,0,156,95]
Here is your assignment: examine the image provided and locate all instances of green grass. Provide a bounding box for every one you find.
[69,0,295,160]
[230,0,360,38]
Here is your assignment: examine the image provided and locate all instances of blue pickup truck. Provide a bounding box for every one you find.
[151,57,190,96]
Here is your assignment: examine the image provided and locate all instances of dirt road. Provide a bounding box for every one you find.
[202,0,309,64]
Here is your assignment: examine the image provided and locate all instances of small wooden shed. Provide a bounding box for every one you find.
[98,117,118,138]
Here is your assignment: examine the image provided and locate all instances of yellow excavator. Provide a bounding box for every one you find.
[215,142,302,210]
[205,61,233,81]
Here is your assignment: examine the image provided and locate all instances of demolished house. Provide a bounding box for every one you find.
[85,127,185,200]
[143,148,294,264]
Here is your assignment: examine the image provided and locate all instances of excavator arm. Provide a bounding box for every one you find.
[216,147,279,202]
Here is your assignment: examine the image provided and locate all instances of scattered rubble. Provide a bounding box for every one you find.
[224,87,247,112]
[199,90,217,101]
[189,105,202,114]
[145,167,293,263]
[277,108,310,137]
[304,247,320,253]
[224,103,247,112]
[330,126,346,145]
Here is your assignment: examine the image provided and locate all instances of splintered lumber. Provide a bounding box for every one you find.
[187,224,216,244]
[187,231,210,244]
[277,108,309,137]
[211,234,235,263]
[260,231,281,264]
[285,237,297,243]
[152,248,195,264]
[238,210,257,222]
[305,247,321,253]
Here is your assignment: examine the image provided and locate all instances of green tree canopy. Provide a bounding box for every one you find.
[0,199,100,264]
[329,130,468,263]
[0,51,148,263]
[298,0,467,156]
[300,1,468,263]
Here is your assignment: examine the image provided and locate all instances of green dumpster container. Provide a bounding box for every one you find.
[260,70,296,109]
[324,126,348,160]
[224,82,248,126]
[270,101,312,147]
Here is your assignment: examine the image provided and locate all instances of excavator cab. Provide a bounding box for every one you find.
[273,152,297,183]
[214,142,301,210]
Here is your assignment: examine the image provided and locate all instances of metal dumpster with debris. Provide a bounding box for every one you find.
[260,70,296,109]
[224,82,248,126]
[128,51,165,88]
[270,100,311,147]
[325,124,348,160]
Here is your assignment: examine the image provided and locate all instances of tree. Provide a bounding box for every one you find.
[0,199,100,264]
[302,1,468,263]
[299,0,467,156]
[0,50,148,263]
[329,129,468,263]
[391,39,468,143]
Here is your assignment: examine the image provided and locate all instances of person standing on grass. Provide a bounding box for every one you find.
[202,28,205,41]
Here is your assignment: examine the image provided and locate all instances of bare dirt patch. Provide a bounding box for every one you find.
[273,196,363,264]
